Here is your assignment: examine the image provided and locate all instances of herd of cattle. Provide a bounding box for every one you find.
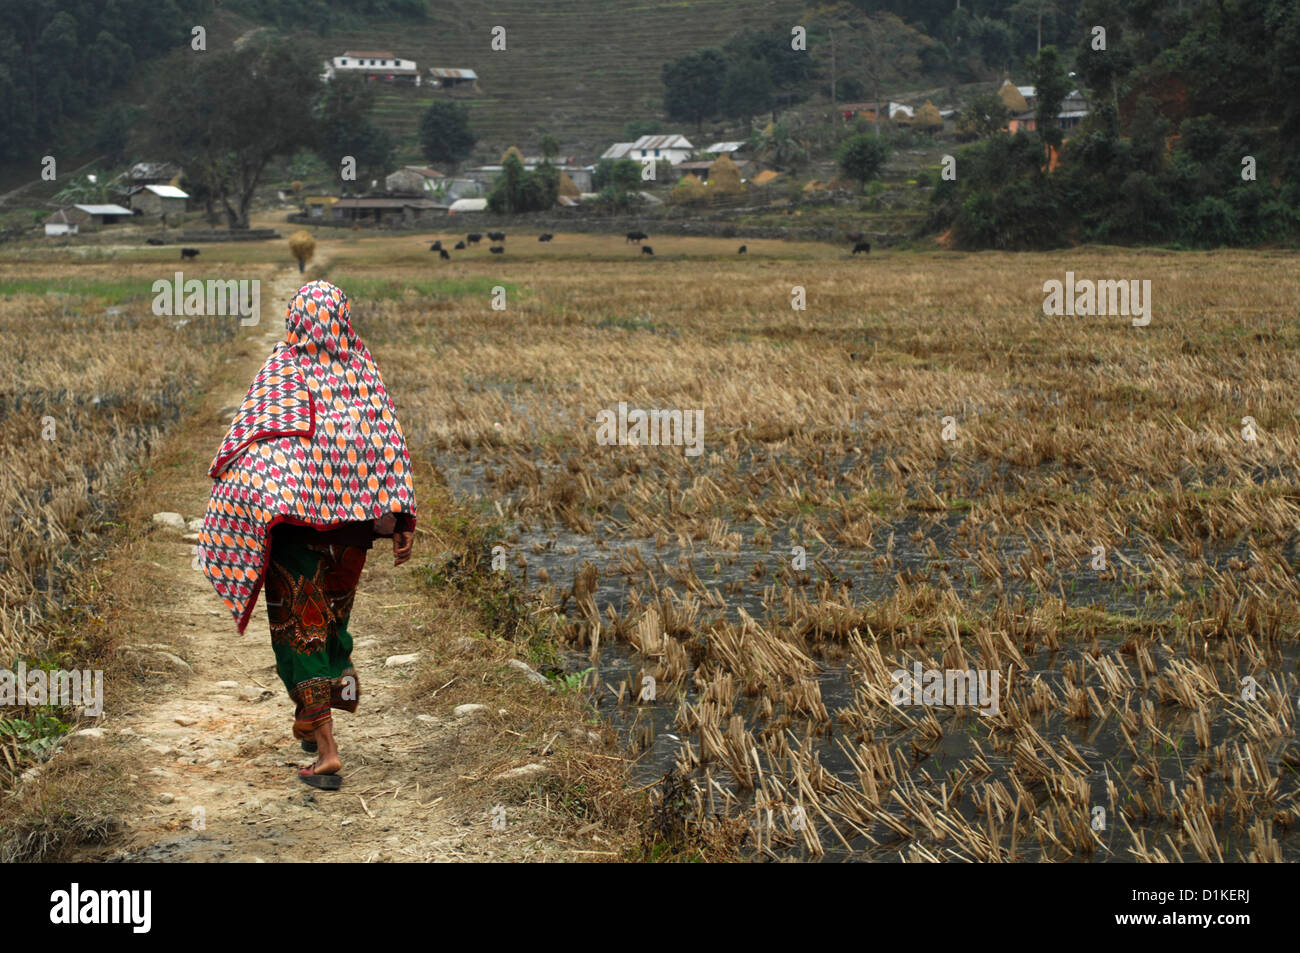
[148,232,871,262]
[426,230,870,259]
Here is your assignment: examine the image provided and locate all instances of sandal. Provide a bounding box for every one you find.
[298,766,342,790]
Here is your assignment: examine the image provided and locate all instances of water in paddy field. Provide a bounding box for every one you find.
[435,450,1296,862]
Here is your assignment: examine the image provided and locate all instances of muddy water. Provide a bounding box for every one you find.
[435,451,1293,861]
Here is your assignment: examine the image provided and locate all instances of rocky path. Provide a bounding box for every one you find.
[72,265,550,862]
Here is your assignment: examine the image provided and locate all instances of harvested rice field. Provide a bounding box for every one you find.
[349,236,1300,861]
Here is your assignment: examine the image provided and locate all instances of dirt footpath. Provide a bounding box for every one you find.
[71,264,576,862]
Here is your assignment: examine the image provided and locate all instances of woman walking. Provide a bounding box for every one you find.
[199,280,416,789]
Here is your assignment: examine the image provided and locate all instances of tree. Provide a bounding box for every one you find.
[662,49,727,132]
[1029,45,1071,159]
[486,153,559,213]
[146,38,321,228]
[720,57,772,129]
[592,158,642,193]
[539,132,559,160]
[955,93,1011,140]
[837,133,891,189]
[316,74,394,188]
[419,101,476,170]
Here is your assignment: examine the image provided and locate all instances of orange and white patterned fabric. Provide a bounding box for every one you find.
[199,280,417,632]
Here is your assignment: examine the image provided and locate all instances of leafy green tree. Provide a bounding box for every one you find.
[487,153,558,213]
[146,38,321,227]
[720,57,772,128]
[316,74,394,187]
[1029,45,1071,158]
[837,133,891,188]
[592,158,642,193]
[662,49,727,132]
[956,93,1011,141]
[539,132,559,160]
[419,101,476,170]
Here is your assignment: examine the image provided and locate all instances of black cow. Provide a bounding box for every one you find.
[467,233,482,244]
[852,242,871,255]
[146,238,165,246]
[641,245,654,256]
[487,231,506,242]
[454,240,466,250]
[429,240,443,251]
[738,245,747,254]
[626,230,647,243]
[439,248,451,260]
[489,246,505,254]
[538,233,553,242]
[180,247,200,260]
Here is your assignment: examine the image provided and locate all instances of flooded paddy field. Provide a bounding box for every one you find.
[353,240,1300,861]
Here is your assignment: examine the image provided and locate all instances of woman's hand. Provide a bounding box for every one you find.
[393,530,413,566]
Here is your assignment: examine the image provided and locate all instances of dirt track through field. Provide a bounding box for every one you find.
[74,264,539,862]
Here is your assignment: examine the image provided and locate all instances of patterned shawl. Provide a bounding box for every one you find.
[199,280,417,631]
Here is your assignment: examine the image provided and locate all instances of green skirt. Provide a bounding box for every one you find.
[263,538,367,739]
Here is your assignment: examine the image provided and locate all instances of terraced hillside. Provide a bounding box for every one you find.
[324,0,807,162]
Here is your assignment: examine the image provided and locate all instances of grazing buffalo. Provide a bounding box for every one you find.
[180,247,200,260]
[439,248,451,260]
[489,246,504,254]
[538,233,553,242]
[487,231,506,242]
[852,242,871,255]
[466,233,482,244]
[454,240,466,249]
[626,230,648,243]
[146,238,165,246]
[738,245,747,254]
[641,245,654,256]
[429,240,442,251]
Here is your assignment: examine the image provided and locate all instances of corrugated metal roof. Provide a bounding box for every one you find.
[705,141,746,153]
[74,204,132,215]
[601,142,636,160]
[632,134,693,150]
[145,185,188,198]
[343,50,395,58]
[334,198,444,209]
[427,68,478,79]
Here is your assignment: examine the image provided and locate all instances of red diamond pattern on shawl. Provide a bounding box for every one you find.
[198,280,417,633]
[208,357,314,477]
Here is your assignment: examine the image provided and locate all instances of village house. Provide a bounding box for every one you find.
[840,101,915,123]
[384,166,444,194]
[130,184,189,217]
[302,195,340,219]
[425,68,479,91]
[602,134,694,166]
[330,196,445,225]
[44,209,78,236]
[120,161,182,188]
[321,51,421,85]
[51,204,133,232]
[999,79,1091,133]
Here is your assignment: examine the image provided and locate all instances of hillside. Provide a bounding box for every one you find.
[320,0,808,161]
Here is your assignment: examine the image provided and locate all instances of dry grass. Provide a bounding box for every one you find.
[331,235,1300,861]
